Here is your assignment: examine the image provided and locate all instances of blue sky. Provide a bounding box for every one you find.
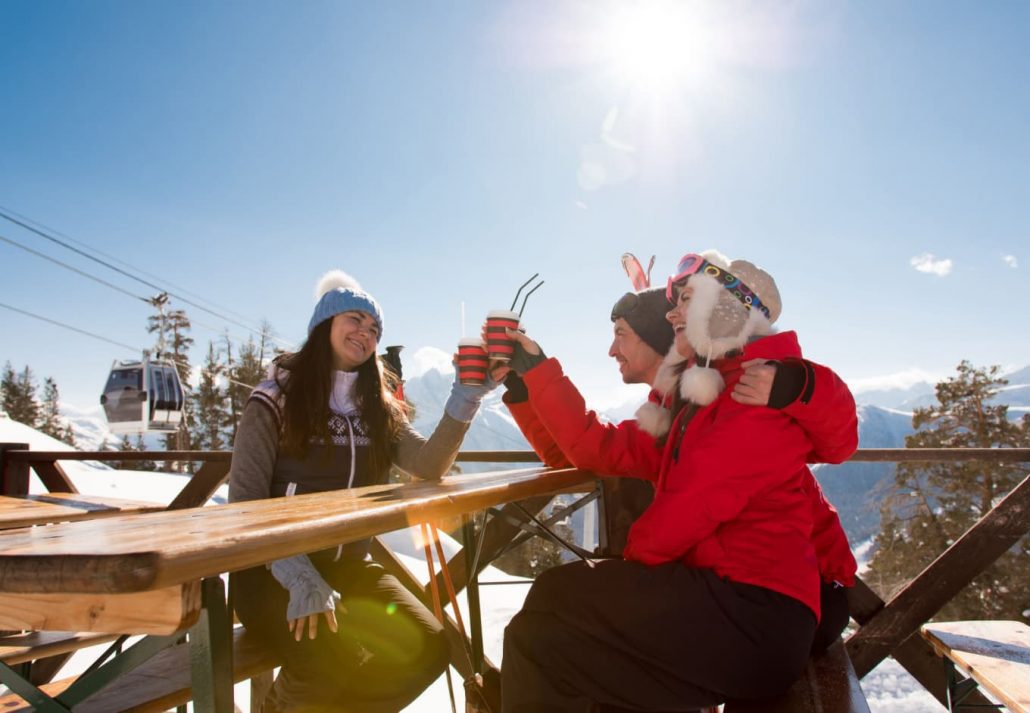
[1,0,1028,411]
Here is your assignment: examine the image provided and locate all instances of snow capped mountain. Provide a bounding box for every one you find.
[34,353,1030,544]
[814,405,915,543]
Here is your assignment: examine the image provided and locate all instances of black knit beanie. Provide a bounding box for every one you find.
[610,287,674,356]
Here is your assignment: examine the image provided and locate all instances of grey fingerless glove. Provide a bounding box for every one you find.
[445,370,502,422]
[269,554,341,621]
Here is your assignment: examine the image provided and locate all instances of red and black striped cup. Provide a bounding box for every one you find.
[457,338,489,385]
[485,310,520,363]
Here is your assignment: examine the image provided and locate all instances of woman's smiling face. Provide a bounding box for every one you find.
[666,282,696,360]
[329,310,380,371]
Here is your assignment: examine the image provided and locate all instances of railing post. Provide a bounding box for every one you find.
[847,472,1030,678]
[0,443,30,496]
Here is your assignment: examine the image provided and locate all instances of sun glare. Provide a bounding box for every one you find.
[603,2,716,93]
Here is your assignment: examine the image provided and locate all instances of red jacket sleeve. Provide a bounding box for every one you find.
[504,396,572,468]
[805,469,857,586]
[781,359,859,465]
[623,399,813,566]
[523,358,663,482]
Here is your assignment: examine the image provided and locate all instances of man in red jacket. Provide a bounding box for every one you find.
[499,251,859,713]
[504,282,857,646]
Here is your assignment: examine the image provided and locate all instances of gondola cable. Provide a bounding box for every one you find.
[0,206,293,348]
[0,233,151,304]
[0,300,259,392]
[0,204,273,337]
[0,234,270,349]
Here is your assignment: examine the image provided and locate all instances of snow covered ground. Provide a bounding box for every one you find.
[0,412,944,711]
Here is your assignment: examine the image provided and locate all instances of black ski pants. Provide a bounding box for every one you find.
[501,559,816,713]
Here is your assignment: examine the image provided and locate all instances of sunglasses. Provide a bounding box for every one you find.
[666,253,771,319]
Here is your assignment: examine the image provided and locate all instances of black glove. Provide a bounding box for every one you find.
[767,360,807,409]
[503,372,529,403]
[509,341,546,376]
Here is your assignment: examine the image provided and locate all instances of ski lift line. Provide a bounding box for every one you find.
[0,301,140,352]
[0,207,284,346]
[0,204,271,332]
[0,233,151,303]
[165,355,258,392]
[0,301,259,392]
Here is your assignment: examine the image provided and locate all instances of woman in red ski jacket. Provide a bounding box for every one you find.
[500,251,859,713]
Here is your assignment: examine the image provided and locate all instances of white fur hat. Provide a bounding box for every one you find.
[674,250,780,407]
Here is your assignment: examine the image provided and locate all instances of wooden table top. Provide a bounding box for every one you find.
[0,466,591,595]
[0,493,165,530]
[921,620,1030,713]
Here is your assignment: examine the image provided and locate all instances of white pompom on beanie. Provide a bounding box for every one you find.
[307,270,384,337]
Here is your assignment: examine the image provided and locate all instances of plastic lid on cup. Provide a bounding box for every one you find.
[487,309,520,320]
[458,337,486,347]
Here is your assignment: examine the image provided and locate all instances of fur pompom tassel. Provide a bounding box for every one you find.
[653,348,687,399]
[315,270,361,299]
[679,365,725,406]
[636,401,672,438]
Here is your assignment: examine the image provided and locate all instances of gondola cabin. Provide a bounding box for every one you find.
[100,357,185,434]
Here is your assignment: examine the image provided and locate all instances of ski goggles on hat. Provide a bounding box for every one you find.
[666,253,771,319]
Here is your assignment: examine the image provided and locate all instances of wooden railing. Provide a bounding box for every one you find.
[1,444,1028,711]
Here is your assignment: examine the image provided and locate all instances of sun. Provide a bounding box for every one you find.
[601,2,718,94]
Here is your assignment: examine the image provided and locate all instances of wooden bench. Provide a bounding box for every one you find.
[724,640,871,713]
[0,626,278,712]
[921,620,1030,713]
[0,466,593,711]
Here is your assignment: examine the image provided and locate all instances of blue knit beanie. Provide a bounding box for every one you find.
[307,270,384,337]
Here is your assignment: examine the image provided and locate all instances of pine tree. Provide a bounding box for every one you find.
[1,362,16,417]
[1,363,41,427]
[192,342,231,451]
[61,423,77,448]
[38,377,65,440]
[148,299,194,470]
[117,435,134,470]
[133,434,157,471]
[227,332,269,443]
[867,361,1030,620]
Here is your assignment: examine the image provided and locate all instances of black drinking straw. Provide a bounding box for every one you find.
[518,280,544,317]
[509,273,540,311]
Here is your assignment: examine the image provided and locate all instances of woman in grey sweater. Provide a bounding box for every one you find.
[229,270,498,713]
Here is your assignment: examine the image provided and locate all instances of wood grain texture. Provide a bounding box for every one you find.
[0,494,163,530]
[922,620,1030,713]
[0,582,201,635]
[0,467,591,594]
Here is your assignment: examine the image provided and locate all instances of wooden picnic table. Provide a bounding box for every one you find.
[921,620,1030,713]
[0,494,164,530]
[0,466,590,598]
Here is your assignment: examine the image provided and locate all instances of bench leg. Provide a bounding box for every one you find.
[942,658,1002,713]
[0,660,71,712]
[189,577,235,713]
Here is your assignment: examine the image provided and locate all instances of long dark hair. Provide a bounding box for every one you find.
[275,319,408,478]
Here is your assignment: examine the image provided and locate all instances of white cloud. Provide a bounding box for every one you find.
[909,253,952,276]
[1003,254,1018,268]
[575,200,588,210]
[848,367,942,393]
